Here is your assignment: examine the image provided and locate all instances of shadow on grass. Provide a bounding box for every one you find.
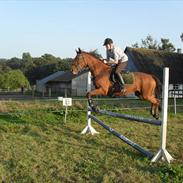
[0,113,27,124]
[0,113,153,162]
[60,125,151,162]
[137,162,183,183]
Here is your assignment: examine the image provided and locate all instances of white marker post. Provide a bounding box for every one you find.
[81,72,98,135]
[151,67,173,163]
[63,98,72,123]
[58,97,72,123]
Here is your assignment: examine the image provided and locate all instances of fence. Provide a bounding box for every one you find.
[169,89,183,98]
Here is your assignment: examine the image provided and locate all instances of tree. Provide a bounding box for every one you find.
[24,56,73,85]
[0,63,11,74]
[132,35,176,52]
[159,38,175,52]
[0,52,73,85]
[22,52,33,72]
[55,58,72,71]
[131,42,139,48]
[181,33,183,42]
[141,35,159,50]
[0,70,30,90]
[7,57,22,70]
[41,54,59,64]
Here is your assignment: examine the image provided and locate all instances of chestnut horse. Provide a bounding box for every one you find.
[71,49,161,119]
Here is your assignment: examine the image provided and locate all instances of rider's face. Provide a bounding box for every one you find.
[105,43,113,51]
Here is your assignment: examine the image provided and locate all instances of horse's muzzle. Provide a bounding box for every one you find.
[71,69,78,75]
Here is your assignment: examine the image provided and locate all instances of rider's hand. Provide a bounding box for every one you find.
[103,59,107,64]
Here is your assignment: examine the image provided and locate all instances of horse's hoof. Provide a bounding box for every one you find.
[112,94,116,98]
[153,114,159,120]
[92,105,100,113]
[95,106,100,113]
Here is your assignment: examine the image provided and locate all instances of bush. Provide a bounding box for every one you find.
[0,69,30,90]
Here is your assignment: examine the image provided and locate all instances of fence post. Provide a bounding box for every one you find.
[42,88,45,97]
[174,95,177,115]
[48,88,51,97]
[151,67,173,163]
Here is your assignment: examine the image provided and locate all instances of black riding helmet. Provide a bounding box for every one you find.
[103,38,113,46]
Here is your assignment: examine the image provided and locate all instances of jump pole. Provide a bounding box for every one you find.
[97,109,161,126]
[89,114,154,158]
[81,71,98,135]
[151,67,173,163]
[83,68,173,163]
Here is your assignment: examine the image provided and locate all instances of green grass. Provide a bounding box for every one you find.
[0,100,182,183]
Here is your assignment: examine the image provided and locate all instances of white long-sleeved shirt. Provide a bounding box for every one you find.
[106,45,128,64]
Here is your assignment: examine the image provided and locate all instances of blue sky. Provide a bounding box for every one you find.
[0,0,182,59]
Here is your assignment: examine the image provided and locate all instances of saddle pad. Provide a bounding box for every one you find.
[121,72,134,84]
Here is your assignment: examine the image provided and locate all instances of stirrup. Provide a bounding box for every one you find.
[122,88,126,92]
[119,84,126,93]
[120,87,126,93]
[119,84,124,90]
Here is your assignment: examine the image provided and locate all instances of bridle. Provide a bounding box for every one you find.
[74,53,87,72]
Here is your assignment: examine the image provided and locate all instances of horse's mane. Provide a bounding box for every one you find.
[81,51,106,64]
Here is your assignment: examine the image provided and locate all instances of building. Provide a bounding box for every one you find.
[37,47,183,97]
[36,70,92,97]
[36,71,65,92]
[125,47,183,97]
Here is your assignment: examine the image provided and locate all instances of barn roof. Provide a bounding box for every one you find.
[47,70,88,83]
[125,47,183,84]
[37,71,65,85]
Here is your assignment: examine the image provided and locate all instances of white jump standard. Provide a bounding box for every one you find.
[81,71,99,135]
[151,68,173,163]
[82,68,173,163]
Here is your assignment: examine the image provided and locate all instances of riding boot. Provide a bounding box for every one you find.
[116,73,125,90]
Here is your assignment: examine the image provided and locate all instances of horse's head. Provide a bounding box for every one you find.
[71,48,88,75]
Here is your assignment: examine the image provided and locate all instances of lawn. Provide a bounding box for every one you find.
[0,99,182,183]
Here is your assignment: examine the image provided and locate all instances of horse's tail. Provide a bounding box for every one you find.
[152,75,162,99]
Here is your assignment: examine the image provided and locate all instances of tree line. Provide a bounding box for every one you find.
[0,33,182,91]
[0,53,72,90]
[131,34,183,52]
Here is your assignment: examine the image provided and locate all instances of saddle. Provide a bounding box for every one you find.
[110,67,134,85]
[109,67,134,94]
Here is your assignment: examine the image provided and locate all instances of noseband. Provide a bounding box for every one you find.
[75,54,87,72]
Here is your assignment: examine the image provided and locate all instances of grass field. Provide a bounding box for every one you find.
[0,99,182,183]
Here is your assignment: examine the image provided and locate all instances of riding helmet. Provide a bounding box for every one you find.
[103,38,113,46]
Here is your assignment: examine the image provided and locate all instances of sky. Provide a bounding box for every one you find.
[0,0,183,59]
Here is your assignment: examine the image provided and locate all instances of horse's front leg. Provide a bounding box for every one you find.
[87,95,95,111]
[86,88,108,112]
[150,103,155,117]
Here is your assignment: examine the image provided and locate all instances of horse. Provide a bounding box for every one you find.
[71,48,161,119]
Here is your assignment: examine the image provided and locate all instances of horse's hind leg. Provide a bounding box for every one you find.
[151,103,161,119]
[143,95,160,119]
[155,103,160,119]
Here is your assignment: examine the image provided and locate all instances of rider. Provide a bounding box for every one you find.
[103,38,128,90]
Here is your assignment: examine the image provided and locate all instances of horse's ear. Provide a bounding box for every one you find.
[78,48,82,53]
[75,48,82,54]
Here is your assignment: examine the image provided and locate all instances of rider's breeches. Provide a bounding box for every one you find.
[115,61,128,74]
